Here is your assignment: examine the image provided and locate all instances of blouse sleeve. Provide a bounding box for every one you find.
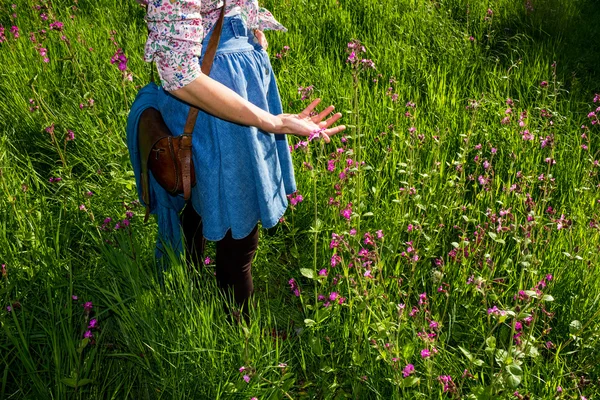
[144,6,205,92]
[246,1,287,32]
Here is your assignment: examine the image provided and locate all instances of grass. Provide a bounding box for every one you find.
[1,0,600,398]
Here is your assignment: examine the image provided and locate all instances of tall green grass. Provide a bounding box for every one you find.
[1,0,599,398]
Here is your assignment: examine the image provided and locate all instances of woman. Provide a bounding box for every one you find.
[130,0,345,321]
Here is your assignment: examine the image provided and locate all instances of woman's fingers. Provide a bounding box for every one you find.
[299,98,322,118]
[324,124,346,137]
[319,112,343,129]
[312,105,336,123]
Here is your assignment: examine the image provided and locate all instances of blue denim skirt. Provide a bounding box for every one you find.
[154,15,297,241]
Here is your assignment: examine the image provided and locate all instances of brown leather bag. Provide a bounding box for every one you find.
[138,2,227,222]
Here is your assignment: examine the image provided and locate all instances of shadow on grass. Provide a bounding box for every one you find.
[480,0,600,96]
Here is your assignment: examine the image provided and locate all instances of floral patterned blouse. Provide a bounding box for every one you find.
[136,0,286,91]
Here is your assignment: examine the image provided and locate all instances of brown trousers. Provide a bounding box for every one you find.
[180,203,258,321]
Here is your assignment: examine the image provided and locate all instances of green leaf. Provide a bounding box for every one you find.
[569,320,582,334]
[541,294,554,302]
[300,268,314,279]
[352,349,364,365]
[485,336,497,349]
[60,378,93,388]
[471,385,493,400]
[304,319,315,327]
[403,343,415,359]
[61,378,77,388]
[77,338,90,354]
[505,363,522,388]
[290,246,300,259]
[400,376,420,388]
[310,336,322,356]
[459,346,474,361]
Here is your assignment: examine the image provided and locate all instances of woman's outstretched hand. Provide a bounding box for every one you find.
[274,98,346,143]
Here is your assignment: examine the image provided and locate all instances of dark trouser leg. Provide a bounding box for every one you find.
[180,202,207,269]
[215,225,259,324]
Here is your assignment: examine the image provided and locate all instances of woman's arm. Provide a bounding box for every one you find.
[171,74,282,133]
[170,73,346,142]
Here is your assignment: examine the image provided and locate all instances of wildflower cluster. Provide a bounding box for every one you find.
[275,44,290,59]
[346,39,376,71]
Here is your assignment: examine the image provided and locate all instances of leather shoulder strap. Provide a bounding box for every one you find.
[183,1,227,135]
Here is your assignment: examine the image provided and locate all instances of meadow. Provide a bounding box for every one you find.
[1,0,600,398]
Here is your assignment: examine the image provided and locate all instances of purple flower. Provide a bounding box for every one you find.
[49,21,64,31]
[88,319,98,329]
[331,254,341,267]
[340,205,352,220]
[83,301,93,314]
[438,375,454,393]
[84,330,93,339]
[515,321,522,330]
[288,279,300,297]
[540,80,548,87]
[420,349,431,358]
[402,364,415,377]
[243,375,250,383]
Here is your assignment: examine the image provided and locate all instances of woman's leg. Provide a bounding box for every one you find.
[215,225,259,323]
[180,202,207,269]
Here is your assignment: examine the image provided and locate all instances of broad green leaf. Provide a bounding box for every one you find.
[569,320,582,334]
[61,378,77,387]
[403,343,415,359]
[77,338,90,354]
[352,349,364,365]
[401,376,420,388]
[505,363,523,388]
[300,268,314,279]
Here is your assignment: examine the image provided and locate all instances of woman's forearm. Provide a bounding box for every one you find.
[170,73,284,133]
